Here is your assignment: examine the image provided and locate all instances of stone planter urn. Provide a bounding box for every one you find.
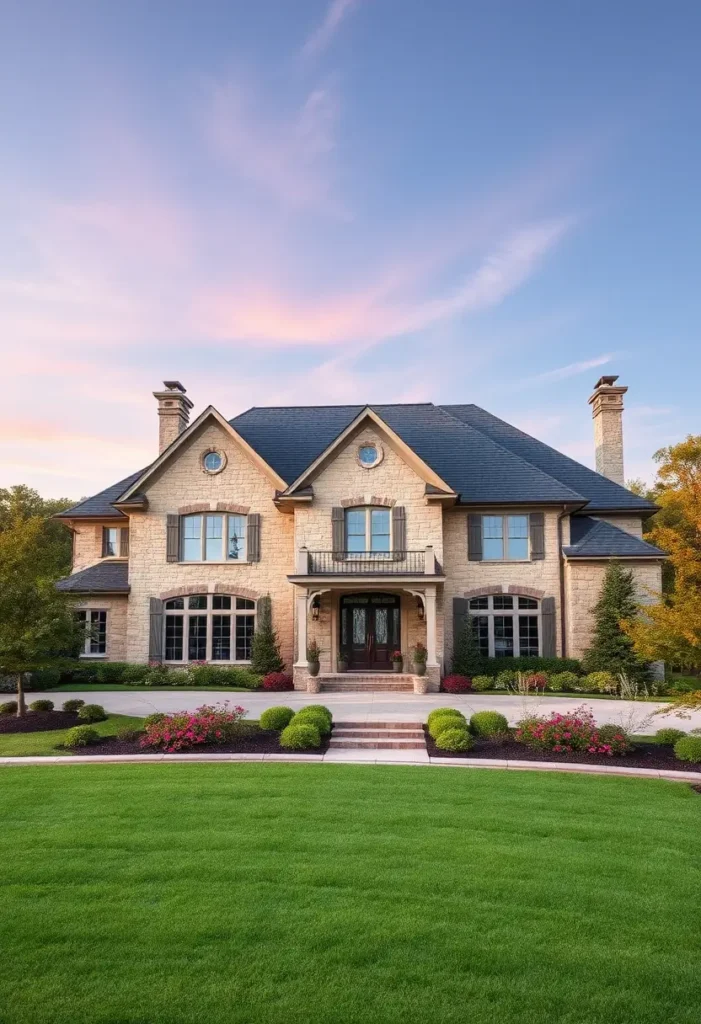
[413,676,428,695]
[414,661,427,677]
[307,660,320,678]
[307,675,321,694]
[392,659,403,674]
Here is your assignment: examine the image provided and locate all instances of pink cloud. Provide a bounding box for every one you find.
[300,0,361,59]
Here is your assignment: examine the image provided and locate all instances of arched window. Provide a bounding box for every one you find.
[468,594,540,658]
[164,594,256,663]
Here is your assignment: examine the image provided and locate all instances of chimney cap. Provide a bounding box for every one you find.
[593,374,619,389]
[162,380,187,393]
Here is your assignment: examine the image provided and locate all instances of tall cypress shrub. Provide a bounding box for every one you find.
[583,561,648,680]
[250,594,285,675]
[452,615,484,676]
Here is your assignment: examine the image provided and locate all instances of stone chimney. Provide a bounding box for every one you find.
[588,375,628,485]
[153,381,194,454]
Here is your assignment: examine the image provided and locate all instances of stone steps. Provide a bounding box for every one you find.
[319,674,415,692]
[329,721,426,751]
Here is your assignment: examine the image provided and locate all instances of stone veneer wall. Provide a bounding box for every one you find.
[596,515,644,539]
[564,559,663,659]
[71,521,127,572]
[125,421,295,667]
[442,507,565,671]
[72,595,129,662]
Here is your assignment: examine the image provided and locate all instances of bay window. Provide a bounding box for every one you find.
[164,594,256,663]
[468,595,540,657]
[181,514,247,562]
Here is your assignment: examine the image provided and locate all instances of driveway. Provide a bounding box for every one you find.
[28,690,701,731]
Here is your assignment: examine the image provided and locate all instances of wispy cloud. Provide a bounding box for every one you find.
[527,353,614,384]
[300,0,361,60]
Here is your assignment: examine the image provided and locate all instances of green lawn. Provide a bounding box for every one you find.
[0,714,144,757]
[45,683,253,692]
[1,765,700,1024]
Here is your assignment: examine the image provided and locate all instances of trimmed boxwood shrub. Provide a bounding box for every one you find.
[62,699,86,713]
[548,671,579,692]
[470,711,509,738]
[430,714,468,740]
[77,703,107,724]
[461,655,583,677]
[293,706,332,736]
[0,701,18,715]
[471,675,495,691]
[259,706,296,731]
[29,700,54,712]
[655,728,687,746]
[435,727,473,752]
[116,726,143,742]
[28,668,62,689]
[262,672,294,692]
[674,736,701,763]
[64,725,100,748]
[442,674,472,693]
[280,722,321,750]
[427,708,466,729]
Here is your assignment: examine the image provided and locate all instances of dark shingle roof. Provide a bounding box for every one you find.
[56,561,130,592]
[563,517,665,558]
[56,470,148,519]
[442,404,656,512]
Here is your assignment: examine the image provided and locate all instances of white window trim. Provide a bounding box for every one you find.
[481,514,531,562]
[180,513,248,564]
[469,595,541,658]
[344,506,393,557]
[163,594,256,664]
[101,526,128,559]
[76,609,108,658]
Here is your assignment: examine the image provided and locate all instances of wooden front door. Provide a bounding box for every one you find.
[340,594,400,671]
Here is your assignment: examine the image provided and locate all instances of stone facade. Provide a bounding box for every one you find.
[71,521,128,572]
[72,595,129,662]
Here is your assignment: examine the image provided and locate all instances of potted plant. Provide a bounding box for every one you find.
[337,650,348,673]
[412,642,427,677]
[391,650,404,673]
[306,640,321,677]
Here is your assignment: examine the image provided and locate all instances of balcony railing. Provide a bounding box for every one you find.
[298,547,439,575]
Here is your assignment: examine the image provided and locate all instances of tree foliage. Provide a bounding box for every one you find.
[0,485,74,577]
[452,614,483,676]
[0,515,82,714]
[583,561,648,680]
[250,594,285,675]
[623,435,701,675]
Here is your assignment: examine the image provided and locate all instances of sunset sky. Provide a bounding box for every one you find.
[2,0,700,499]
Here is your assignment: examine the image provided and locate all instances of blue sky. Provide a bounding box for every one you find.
[1,0,699,497]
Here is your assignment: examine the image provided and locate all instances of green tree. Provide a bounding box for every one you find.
[583,561,648,680]
[250,594,285,675]
[0,485,74,577]
[452,614,484,676]
[0,516,81,715]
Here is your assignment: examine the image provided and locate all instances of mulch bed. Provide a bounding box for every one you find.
[424,728,700,773]
[70,727,331,757]
[0,711,79,734]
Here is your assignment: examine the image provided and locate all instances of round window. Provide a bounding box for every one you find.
[203,451,224,473]
[358,444,380,468]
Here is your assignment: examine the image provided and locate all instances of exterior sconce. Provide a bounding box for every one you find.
[312,597,321,621]
[417,597,425,621]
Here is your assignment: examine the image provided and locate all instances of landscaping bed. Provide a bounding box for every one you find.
[0,711,79,734]
[75,727,330,757]
[424,728,700,771]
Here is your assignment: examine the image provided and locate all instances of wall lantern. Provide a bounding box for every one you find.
[417,597,425,621]
[311,597,321,621]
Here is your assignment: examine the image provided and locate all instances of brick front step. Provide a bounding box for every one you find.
[333,729,424,739]
[329,721,426,750]
[320,680,413,692]
[328,739,427,750]
[339,721,422,729]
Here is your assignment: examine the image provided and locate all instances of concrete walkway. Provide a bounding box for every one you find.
[26,689,701,730]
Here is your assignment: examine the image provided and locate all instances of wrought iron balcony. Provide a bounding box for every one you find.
[297,548,440,576]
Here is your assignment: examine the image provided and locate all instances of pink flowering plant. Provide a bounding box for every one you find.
[515,705,629,757]
[141,702,247,753]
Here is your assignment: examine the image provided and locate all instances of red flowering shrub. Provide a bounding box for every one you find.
[525,673,548,691]
[515,705,629,757]
[141,703,247,753]
[442,674,472,693]
[262,672,294,691]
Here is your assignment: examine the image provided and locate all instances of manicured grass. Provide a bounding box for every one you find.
[1,765,700,1024]
[0,714,144,757]
[45,683,253,692]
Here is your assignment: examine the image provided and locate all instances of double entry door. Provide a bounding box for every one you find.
[340,594,401,671]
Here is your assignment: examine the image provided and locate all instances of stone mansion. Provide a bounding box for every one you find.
[56,377,664,690]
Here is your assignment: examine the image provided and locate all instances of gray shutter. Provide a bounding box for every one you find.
[120,527,129,557]
[467,515,482,561]
[452,597,468,670]
[166,514,180,562]
[541,596,556,657]
[530,512,545,560]
[247,513,261,562]
[101,527,109,558]
[392,506,406,560]
[149,598,164,662]
[332,507,345,559]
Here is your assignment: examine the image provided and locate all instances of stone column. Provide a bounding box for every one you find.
[424,585,438,667]
[294,590,308,667]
